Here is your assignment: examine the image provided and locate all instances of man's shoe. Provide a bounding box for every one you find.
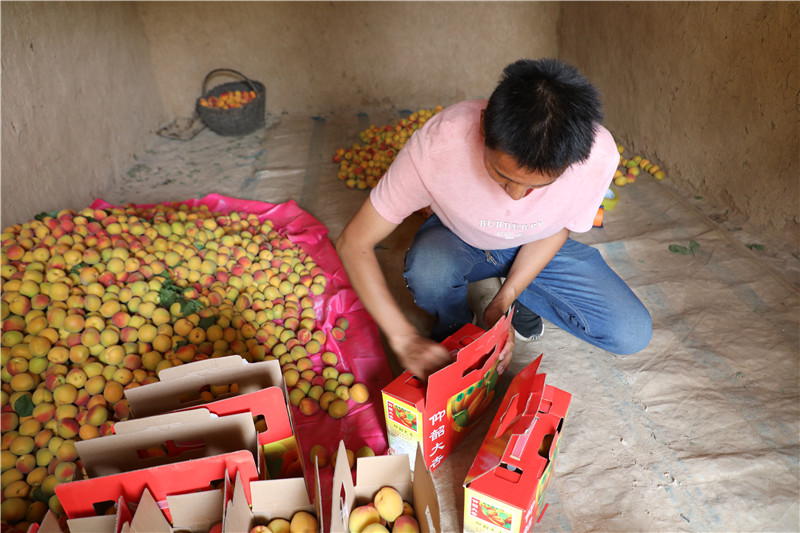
[511,303,544,341]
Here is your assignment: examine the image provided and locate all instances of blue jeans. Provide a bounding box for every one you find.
[403,215,652,355]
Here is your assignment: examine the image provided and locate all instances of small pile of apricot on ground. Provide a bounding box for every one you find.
[333,106,443,190]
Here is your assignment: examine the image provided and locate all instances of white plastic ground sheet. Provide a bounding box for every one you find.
[103,111,799,533]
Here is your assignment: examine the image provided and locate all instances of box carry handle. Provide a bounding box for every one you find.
[428,313,511,392]
[460,346,496,378]
[494,371,546,439]
[491,357,549,474]
[501,409,561,475]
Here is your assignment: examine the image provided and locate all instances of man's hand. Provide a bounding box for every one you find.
[496,325,515,375]
[483,297,515,375]
[388,332,452,381]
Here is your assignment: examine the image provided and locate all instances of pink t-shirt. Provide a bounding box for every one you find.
[370,99,619,250]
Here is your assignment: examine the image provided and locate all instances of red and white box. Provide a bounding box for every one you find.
[381,314,510,472]
[462,355,571,532]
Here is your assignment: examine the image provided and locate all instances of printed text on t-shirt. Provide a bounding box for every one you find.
[479,219,543,239]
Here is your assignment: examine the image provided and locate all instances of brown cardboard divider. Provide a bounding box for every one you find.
[76,410,258,478]
[29,495,131,533]
[124,356,284,418]
[123,356,300,481]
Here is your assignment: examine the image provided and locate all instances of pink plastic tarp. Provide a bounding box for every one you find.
[90,193,394,522]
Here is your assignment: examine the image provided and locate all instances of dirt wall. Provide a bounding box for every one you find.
[1,2,167,229]
[4,1,796,236]
[559,1,799,232]
[136,1,560,117]
[1,1,559,229]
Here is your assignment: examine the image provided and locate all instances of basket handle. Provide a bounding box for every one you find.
[202,68,260,95]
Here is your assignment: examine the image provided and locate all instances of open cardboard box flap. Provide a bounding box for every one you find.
[30,495,131,533]
[111,407,213,434]
[66,516,120,533]
[224,466,322,532]
[157,353,278,381]
[175,386,293,447]
[409,443,441,533]
[33,495,131,533]
[125,356,297,480]
[124,355,284,418]
[330,440,440,533]
[498,381,571,478]
[75,410,258,478]
[388,312,511,408]
[68,494,131,533]
[165,489,225,532]
[123,488,172,533]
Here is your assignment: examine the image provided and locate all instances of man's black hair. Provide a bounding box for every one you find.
[483,58,604,176]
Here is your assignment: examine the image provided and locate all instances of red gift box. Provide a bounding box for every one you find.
[463,355,571,532]
[381,313,511,472]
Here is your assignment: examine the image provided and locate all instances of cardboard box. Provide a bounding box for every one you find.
[125,355,302,479]
[329,440,440,533]
[462,355,571,532]
[43,480,230,533]
[40,486,227,533]
[180,386,298,480]
[124,356,285,418]
[56,409,259,522]
[381,313,511,472]
[223,470,322,532]
[76,409,258,478]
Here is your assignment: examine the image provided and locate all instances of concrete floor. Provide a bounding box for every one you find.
[99,112,799,532]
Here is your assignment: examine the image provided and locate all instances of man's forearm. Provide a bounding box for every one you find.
[336,235,417,342]
[494,227,570,308]
[335,199,452,379]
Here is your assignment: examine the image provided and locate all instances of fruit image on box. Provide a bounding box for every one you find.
[448,365,499,432]
[262,434,303,480]
[463,355,571,533]
[381,313,511,472]
[467,494,518,530]
[386,401,419,432]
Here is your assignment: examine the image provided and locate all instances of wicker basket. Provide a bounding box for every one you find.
[196,68,265,136]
